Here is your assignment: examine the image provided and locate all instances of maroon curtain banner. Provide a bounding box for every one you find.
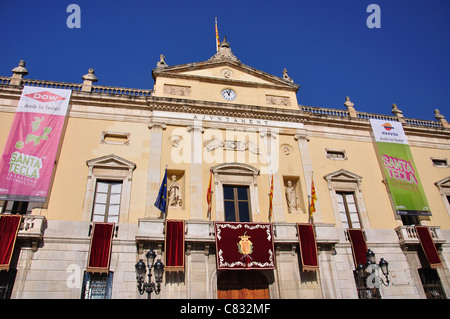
[215,222,275,270]
[415,226,442,268]
[0,214,22,271]
[297,223,319,271]
[87,222,114,274]
[348,229,367,267]
[164,220,185,272]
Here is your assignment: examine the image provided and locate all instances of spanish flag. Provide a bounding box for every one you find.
[310,176,317,217]
[269,174,274,222]
[207,169,213,219]
[215,17,220,51]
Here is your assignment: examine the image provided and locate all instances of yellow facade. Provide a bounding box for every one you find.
[0,41,449,299]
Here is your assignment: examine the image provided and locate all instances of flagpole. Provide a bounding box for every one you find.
[309,171,314,225]
[164,165,168,222]
[268,170,273,223]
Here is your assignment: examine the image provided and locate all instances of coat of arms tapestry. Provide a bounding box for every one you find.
[214,222,275,270]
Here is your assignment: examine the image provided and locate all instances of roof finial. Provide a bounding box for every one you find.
[209,36,240,63]
[81,68,98,92]
[344,96,357,118]
[157,54,168,69]
[435,109,449,129]
[282,68,293,83]
[10,60,28,85]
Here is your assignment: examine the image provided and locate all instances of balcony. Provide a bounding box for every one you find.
[395,225,445,246]
[136,218,339,255]
[17,215,46,251]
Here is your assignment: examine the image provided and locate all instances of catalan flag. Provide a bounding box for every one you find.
[154,168,168,214]
[207,169,213,220]
[215,17,220,51]
[269,174,274,222]
[310,175,317,218]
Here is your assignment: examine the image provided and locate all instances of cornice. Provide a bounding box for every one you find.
[0,82,448,141]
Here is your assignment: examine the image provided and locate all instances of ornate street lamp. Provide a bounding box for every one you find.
[357,249,390,286]
[135,249,164,299]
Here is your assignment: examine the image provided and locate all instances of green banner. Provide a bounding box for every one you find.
[370,119,430,216]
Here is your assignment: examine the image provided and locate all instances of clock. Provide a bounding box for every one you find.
[221,88,237,101]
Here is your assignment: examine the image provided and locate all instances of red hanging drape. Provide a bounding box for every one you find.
[415,226,442,268]
[87,222,114,273]
[297,223,319,271]
[348,229,367,267]
[0,214,22,271]
[215,222,275,270]
[164,220,185,272]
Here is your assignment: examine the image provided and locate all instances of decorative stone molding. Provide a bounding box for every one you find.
[203,138,260,154]
[148,122,167,130]
[163,84,191,97]
[266,95,291,107]
[100,131,130,145]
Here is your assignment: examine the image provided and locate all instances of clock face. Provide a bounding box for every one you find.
[221,89,237,101]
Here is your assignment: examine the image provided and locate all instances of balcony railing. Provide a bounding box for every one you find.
[17,215,46,251]
[395,225,445,245]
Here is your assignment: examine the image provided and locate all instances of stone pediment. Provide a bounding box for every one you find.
[435,176,450,189]
[152,60,299,91]
[324,169,363,183]
[212,162,260,176]
[86,154,136,171]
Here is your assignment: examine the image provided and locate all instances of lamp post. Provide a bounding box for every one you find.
[355,249,390,299]
[135,249,164,299]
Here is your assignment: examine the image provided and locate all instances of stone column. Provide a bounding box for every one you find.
[187,124,204,220]
[295,130,323,222]
[145,122,166,218]
[260,129,285,222]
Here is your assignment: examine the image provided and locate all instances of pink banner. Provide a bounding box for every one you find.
[0,87,71,202]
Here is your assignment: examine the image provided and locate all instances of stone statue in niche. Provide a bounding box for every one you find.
[168,175,182,207]
[285,180,300,213]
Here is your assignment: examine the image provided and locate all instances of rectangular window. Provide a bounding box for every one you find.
[81,272,113,299]
[92,181,122,223]
[336,192,361,229]
[1,201,29,215]
[431,158,448,167]
[418,268,447,299]
[325,148,347,160]
[223,185,251,222]
[0,269,17,299]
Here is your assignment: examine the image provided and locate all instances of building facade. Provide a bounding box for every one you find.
[0,40,449,299]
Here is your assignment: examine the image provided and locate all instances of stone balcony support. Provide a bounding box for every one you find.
[17,215,46,252]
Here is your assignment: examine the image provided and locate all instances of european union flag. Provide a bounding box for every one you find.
[154,168,167,214]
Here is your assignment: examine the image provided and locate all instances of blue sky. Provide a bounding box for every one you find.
[0,0,449,121]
